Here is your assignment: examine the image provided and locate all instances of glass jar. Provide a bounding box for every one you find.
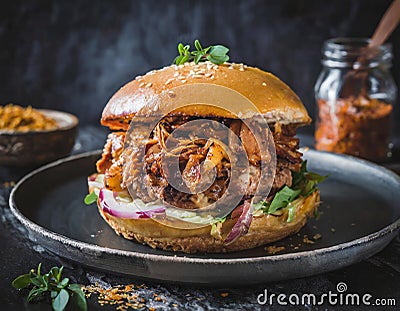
[314,37,397,162]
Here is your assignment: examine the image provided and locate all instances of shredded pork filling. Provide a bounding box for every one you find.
[96,117,303,209]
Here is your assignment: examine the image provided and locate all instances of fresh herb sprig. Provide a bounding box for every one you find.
[12,263,87,311]
[173,39,229,65]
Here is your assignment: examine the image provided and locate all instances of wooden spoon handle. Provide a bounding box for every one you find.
[370,0,400,47]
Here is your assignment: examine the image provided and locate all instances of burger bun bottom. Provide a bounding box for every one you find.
[98,191,320,253]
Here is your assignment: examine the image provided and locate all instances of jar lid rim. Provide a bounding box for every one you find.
[322,37,393,66]
[323,37,392,52]
[324,37,392,48]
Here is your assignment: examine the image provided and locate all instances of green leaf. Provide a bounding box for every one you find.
[252,161,327,217]
[50,267,59,281]
[301,173,328,196]
[175,54,190,65]
[206,54,229,65]
[52,288,69,311]
[178,43,185,55]
[12,274,32,289]
[219,55,229,63]
[172,40,230,65]
[37,263,42,276]
[194,39,202,51]
[27,287,46,302]
[286,202,297,223]
[30,277,43,287]
[291,161,328,196]
[57,267,64,283]
[206,55,220,64]
[68,284,87,311]
[50,265,64,283]
[42,274,49,287]
[11,264,86,311]
[307,171,328,184]
[84,192,98,205]
[211,216,227,225]
[176,54,188,65]
[57,278,69,289]
[210,45,229,57]
[252,201,270,214]
[292,161,307,188]
[173,55,183,65]
[268,186,301,214]
[194,53,203,64]
[181,54,190,64]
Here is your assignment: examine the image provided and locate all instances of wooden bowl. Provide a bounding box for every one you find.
[0,109,78,166]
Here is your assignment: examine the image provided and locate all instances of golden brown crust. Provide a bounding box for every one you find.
[101,62,311,130]
[97,191,319,253]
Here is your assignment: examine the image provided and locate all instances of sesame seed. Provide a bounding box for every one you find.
[262,82,267,86]
[139,82,145,88]
[167,90,176,98]
[164,78,174,85]
[145,82,152,88]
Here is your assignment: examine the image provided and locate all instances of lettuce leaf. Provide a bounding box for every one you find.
[292,161,328,196]
[268,186,301,214]
[252,161,327,222]
[84,192,98,205]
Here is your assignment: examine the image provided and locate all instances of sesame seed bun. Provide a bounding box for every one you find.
[101,62,311,130]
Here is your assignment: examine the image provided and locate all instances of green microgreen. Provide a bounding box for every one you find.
[12,263,87,311]
[173,39,229,65]
[84,191,98,205]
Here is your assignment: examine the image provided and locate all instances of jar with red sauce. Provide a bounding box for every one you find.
[314,38,397,161]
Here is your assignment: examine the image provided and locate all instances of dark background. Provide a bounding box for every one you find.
[1,0,400,134]
[1,2,400,309]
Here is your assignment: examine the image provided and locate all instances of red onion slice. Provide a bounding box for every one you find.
[99,188,166,219]
[224,200,253,245]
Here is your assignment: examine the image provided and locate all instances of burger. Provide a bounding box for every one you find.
[85,59,325,253]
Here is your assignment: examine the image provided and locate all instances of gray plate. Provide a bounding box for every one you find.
[9,150,400,285]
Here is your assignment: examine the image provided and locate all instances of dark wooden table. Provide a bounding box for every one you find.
[1,126,399,310]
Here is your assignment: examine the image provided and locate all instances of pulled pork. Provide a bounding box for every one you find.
[97,117,303,208]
